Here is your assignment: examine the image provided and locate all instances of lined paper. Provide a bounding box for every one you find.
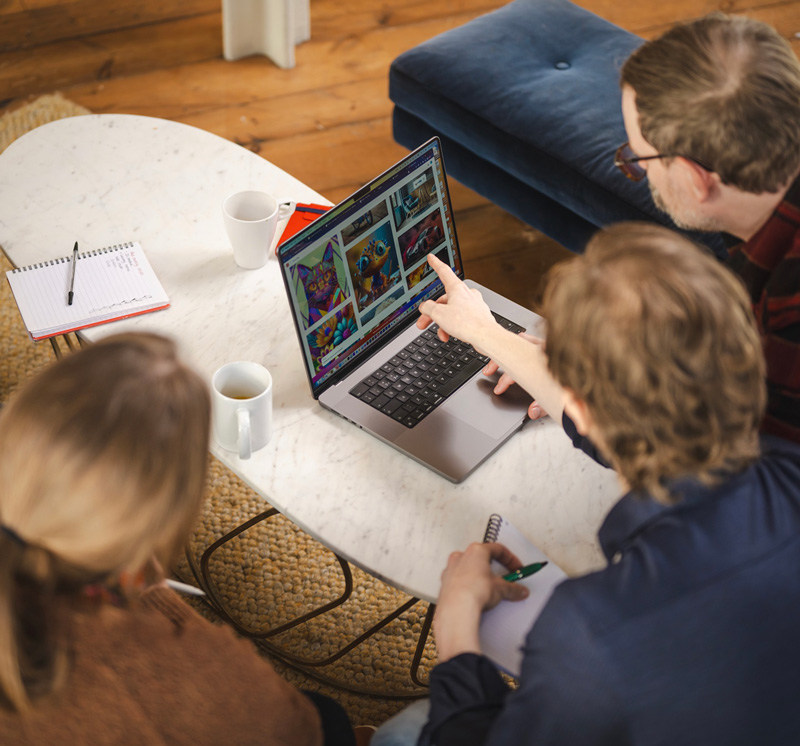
[6,242,169,340]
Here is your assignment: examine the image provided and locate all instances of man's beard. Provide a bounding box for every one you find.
[649,183,671,217]
[649,182,724,233]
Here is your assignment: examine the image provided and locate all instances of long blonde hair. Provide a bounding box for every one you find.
[0,333,210,711]
[544,223,765,501]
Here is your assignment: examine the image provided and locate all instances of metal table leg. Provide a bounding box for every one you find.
[182,508,434,697]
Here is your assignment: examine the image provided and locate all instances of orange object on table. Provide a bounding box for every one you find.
[276,203,331,252]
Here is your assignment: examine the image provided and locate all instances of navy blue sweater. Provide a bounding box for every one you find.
[422,426,800,746]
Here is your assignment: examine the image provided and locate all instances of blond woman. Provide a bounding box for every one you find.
[0,333,356,746]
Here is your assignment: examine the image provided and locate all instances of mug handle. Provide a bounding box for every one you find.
[237,408,252,460]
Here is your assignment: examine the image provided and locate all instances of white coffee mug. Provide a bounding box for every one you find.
[222,191,291,269]
[211,361,273,459]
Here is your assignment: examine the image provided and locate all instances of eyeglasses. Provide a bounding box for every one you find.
[613,142,713,182]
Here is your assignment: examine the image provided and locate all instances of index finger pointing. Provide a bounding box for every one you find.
[428,253,461,293]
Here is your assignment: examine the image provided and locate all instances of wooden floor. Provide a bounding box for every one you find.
[1,0,799,310]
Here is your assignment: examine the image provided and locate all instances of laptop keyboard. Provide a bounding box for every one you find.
[348,312,525,428]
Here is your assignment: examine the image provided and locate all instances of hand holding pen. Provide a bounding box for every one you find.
[433,542,531,662]
[503,561,548,582]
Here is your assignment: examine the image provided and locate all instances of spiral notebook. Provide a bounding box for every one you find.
[479,514,567,677]
[5,241,169,341]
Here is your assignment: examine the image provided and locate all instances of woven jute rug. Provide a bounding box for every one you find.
[0,93,91,152]
[0,94,435,727]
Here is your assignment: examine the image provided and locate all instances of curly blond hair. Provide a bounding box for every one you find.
[544,223,765,501]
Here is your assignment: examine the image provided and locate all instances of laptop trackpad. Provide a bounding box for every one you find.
[442,376,531,440]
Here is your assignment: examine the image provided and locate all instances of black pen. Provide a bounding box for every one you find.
[503,561,548,582]
[67,241,78,306]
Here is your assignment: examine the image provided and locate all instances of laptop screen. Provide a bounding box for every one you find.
[278,138,463,397]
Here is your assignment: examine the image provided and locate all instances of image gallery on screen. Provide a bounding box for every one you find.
[286,163,454,384]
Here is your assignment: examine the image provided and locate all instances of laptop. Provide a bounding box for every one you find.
[277,137,541,482]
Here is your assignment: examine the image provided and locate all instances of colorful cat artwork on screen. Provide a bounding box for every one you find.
[291,238,348,330]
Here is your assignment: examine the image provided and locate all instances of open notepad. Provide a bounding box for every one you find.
[5,241,169,340]
[479,514,567,677]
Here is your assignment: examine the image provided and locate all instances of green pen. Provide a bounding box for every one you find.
[503,561,548,582]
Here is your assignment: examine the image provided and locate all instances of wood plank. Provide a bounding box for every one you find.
[58,0,800,125]
[255,119,407,198]
[634,5,800,52]
[61,9,506,119]
[8,0,55,10]
[310,0,500,21]
[579,0,800,36]
[0,0,26,14]
[0,0,219,51]
[578,0,800,58]
[307,0,797,42]
[457,204,573,310]
[309,0,506,40]
[178,78,394,145]
[69,72,396,152]
[224,115,504,214]
[22,0,74,8]
[0,13,222,102]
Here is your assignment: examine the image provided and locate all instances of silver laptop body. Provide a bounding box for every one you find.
[277,138,539,482]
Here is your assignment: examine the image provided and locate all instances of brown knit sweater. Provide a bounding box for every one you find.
[0,586,323,746]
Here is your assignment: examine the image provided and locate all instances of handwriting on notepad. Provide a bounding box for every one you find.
[5,241,170,340]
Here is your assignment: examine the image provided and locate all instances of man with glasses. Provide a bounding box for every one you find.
[616,13,800,444]
[473,14,799,443]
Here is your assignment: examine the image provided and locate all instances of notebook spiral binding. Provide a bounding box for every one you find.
[11,242,135,272]
[483,513,503,543]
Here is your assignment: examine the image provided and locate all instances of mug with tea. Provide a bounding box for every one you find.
[222,190,292,269]
[211,361,272,459]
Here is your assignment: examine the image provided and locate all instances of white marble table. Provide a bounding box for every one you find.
[0,114,621,602]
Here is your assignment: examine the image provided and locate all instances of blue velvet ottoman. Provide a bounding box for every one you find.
[389,0,726,257]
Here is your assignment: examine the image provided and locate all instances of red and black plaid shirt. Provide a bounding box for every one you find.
[727,173,800,444]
